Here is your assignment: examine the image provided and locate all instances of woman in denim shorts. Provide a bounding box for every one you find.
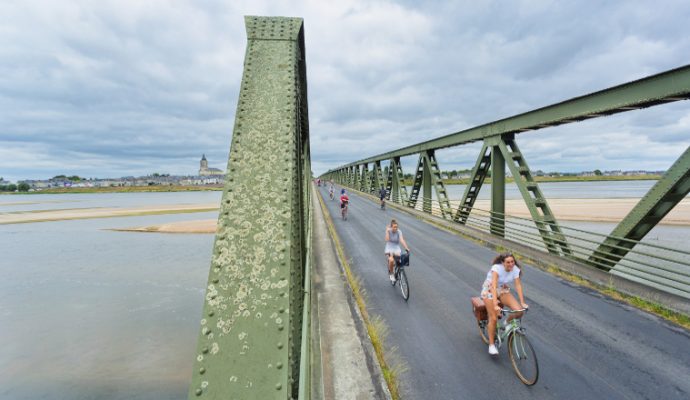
[480,253,529,355]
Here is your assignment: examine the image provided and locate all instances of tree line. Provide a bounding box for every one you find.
[0,182,30,192]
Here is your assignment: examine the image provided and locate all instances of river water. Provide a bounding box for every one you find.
[0,182,687,399]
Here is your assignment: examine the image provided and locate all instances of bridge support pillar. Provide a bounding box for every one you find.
[489,140,506,237]
[423,154,432,213]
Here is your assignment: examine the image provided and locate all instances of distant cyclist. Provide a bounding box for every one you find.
[329,183,335,200]
[480,253,529,355]
[340,189,350,219]
[378,185,387,209]
[384,219,410,283]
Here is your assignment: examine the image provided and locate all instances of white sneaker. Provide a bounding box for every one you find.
[389,274,396,282]
[488,344,498,355]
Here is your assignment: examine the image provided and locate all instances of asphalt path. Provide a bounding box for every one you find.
[317,185,690,400]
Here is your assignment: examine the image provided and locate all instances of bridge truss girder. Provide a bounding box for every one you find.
[322,64,690,269]
[189,16,312,400]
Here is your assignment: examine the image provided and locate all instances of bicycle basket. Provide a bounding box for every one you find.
[399,252,410,266]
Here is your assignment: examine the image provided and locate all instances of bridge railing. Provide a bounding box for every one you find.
[188,16,313,399]
[370,189,690,300]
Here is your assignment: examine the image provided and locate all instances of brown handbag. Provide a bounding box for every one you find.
[471,297,487,321]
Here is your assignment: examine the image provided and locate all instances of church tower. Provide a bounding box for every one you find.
[199,154,208,175]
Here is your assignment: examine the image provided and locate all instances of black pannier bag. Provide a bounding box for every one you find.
[400,252,410,266]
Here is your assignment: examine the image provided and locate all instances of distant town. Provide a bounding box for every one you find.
[0,159,666,192]
[0,155,226,192]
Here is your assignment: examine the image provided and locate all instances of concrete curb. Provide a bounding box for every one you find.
[349,187,690,317]
[311,185,392,399]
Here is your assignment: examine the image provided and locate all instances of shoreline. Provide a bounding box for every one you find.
[0,175,661,195]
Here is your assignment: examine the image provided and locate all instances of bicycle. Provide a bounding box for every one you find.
[380,197,386,210]
[471,298,538,385]
[389,251,410,301]
[329,190,335,200]
[341,201,348,220]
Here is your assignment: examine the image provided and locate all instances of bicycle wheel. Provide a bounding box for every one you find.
[477,320,490,345]
[398,269,409,301]
[508,332,539,386]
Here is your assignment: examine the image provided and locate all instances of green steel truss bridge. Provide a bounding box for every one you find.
[189,16,690,399]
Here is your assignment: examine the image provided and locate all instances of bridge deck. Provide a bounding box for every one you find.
[318,185,690,400]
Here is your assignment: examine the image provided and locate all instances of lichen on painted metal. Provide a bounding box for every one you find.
[188,16,310,399]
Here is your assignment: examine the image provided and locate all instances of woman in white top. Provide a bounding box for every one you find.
[480,253,529,355]
[384,219,410,283]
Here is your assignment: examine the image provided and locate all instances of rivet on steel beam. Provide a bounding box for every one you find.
[199,367,206,375]
[276,361,283,369]
[277,342,283,349]
[276,383,282,390]
[208,311,215,317]
[202,347,209,354]
[212,278,219,283]
[195,388,202,396]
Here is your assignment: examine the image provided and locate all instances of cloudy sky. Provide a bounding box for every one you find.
[1,0,690,182]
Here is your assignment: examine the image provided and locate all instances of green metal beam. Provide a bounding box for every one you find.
[388,157,408,204]
[454,143,491,223]
[373,160,383,193]
[422,150,453,218]
[590,146,690,269]
[360,163,369,192]
[407,154,425,209]
[335,64,690,168]
[489,140,505,237]
[422,152,432,213]
[494,136,572,256]
[188,16,311,400]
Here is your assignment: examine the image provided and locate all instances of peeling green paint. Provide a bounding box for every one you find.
[188,16,310,399]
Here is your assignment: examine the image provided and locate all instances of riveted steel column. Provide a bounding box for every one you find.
[488,138,505,237]
[360,163,368,192]
[188,16,310,400]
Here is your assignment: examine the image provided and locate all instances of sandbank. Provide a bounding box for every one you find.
[467,198,690,225]
[0,203,219,224]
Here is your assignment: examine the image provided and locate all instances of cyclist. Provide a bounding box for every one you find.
[329,183,335,200]
[378,185,387,209]
[340,189,350,218]
[480,253,529,355]
[384,219,410,283]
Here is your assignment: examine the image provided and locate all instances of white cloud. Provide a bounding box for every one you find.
[0,0,689,182]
